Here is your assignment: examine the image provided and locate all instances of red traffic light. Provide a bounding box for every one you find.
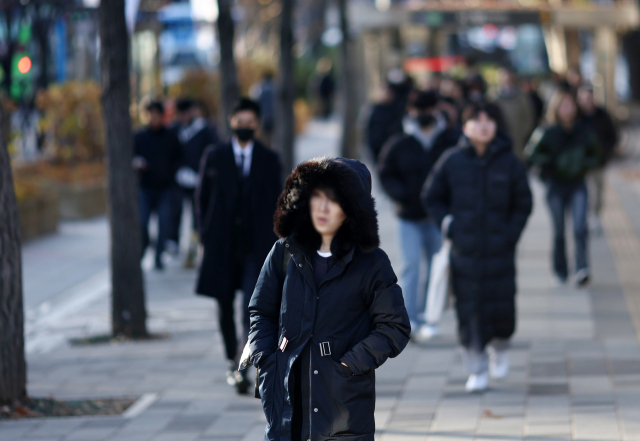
[18,56,32,74]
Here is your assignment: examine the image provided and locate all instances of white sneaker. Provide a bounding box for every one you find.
[575,268,590,287]
[414,323,440,343]
[488,349,509,379]
[465,372,489,392]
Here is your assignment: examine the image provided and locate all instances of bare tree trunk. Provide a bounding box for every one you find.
[98,0,147,338]
[216,0,240,137]
[275,0,296,176]
[0,8,16,96]
[338,0,358,159]
[0,98,27,406]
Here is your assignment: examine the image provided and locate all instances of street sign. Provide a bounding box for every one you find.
[412,10,542,27]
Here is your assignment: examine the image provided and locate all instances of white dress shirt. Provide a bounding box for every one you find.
[232,137,254,177]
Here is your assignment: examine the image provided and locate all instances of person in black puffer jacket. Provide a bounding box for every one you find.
[525,87,602,286]
[423,103,532,393]
[378,90,460,339]
[243,157,410,441]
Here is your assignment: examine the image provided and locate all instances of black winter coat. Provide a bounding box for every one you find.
[378,129,459,220]
[525,122,602,184]
[423,136,532,349]
[134,126,184,189]
[366,103,404,162]
[581,108,617,165]
[195,140,282,299]
[246,158,410,441]
[182,120,219,172]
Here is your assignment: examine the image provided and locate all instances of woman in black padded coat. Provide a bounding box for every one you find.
[423,103,532,393]
[242,157,410,441]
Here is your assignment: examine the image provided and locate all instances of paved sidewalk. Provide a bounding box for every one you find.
[2,120,640,441]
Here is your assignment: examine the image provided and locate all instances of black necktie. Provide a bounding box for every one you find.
[238,152,245,177]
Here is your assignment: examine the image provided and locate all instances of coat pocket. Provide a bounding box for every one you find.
[258,352,278,427]
[330,360,375,436]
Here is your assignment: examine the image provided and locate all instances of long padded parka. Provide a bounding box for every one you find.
[423,135,532,349]
[246,158,411,441]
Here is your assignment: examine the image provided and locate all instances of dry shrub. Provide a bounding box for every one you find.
[166,59,277,120]
[36,81,105,163]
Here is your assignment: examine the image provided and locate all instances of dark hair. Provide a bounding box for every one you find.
[147,101,164,114]
[546,88,579,124]
[176,98,193,113]
[233,98,261,118]
[409,90,439,111]
[464,73,487,93]
[461,102,503,126]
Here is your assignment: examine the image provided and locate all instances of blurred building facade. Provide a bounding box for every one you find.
[350,0,640,114]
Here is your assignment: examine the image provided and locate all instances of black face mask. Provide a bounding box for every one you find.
[234,128,255,142]
[416,113,436,128]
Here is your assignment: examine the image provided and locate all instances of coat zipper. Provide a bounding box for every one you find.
[304,255,313,270]
[306,254,313,440]
[308,346,313,440]
[481,162,487,272]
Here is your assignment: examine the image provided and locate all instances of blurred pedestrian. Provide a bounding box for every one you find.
[440,77,466,121]
[378,91,459,341]
[424,103,532,392]
[195,98,282,394]
[255,71,276,145]
[464,73,487,103]
[174,99,219,268]
[133,101,184,271]
[526,88,602,286]
[566,66,583,93]
[492,67,535,161]
[244,157,410,441]
[428,71,444,91]
[316,58,336,119]
[577,85,618,234]
[366,83,404,163]
[440,76,464,102]
[521,77,545,126]
[438,96,464,133]
[166,98,194,254]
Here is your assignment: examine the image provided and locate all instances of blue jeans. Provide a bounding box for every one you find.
[546,180,589,279]
[398,218,442,326]
[139,186,180,266]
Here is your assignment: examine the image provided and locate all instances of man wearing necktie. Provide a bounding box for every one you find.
[195,98,283,394]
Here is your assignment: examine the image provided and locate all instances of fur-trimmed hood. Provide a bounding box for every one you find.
[274,157,379,259]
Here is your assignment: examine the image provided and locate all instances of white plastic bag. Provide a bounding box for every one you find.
[425,238,451,324]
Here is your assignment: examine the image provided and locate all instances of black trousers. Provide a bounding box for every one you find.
[217,253,260,361]
[170,188,197,244]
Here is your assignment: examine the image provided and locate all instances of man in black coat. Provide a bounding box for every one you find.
[133,101,184,270]
[378,90,460,340]
[424,103,532,392]
[195,98,282,394]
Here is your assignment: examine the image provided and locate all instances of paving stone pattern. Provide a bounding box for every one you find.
[2,120,640,441]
